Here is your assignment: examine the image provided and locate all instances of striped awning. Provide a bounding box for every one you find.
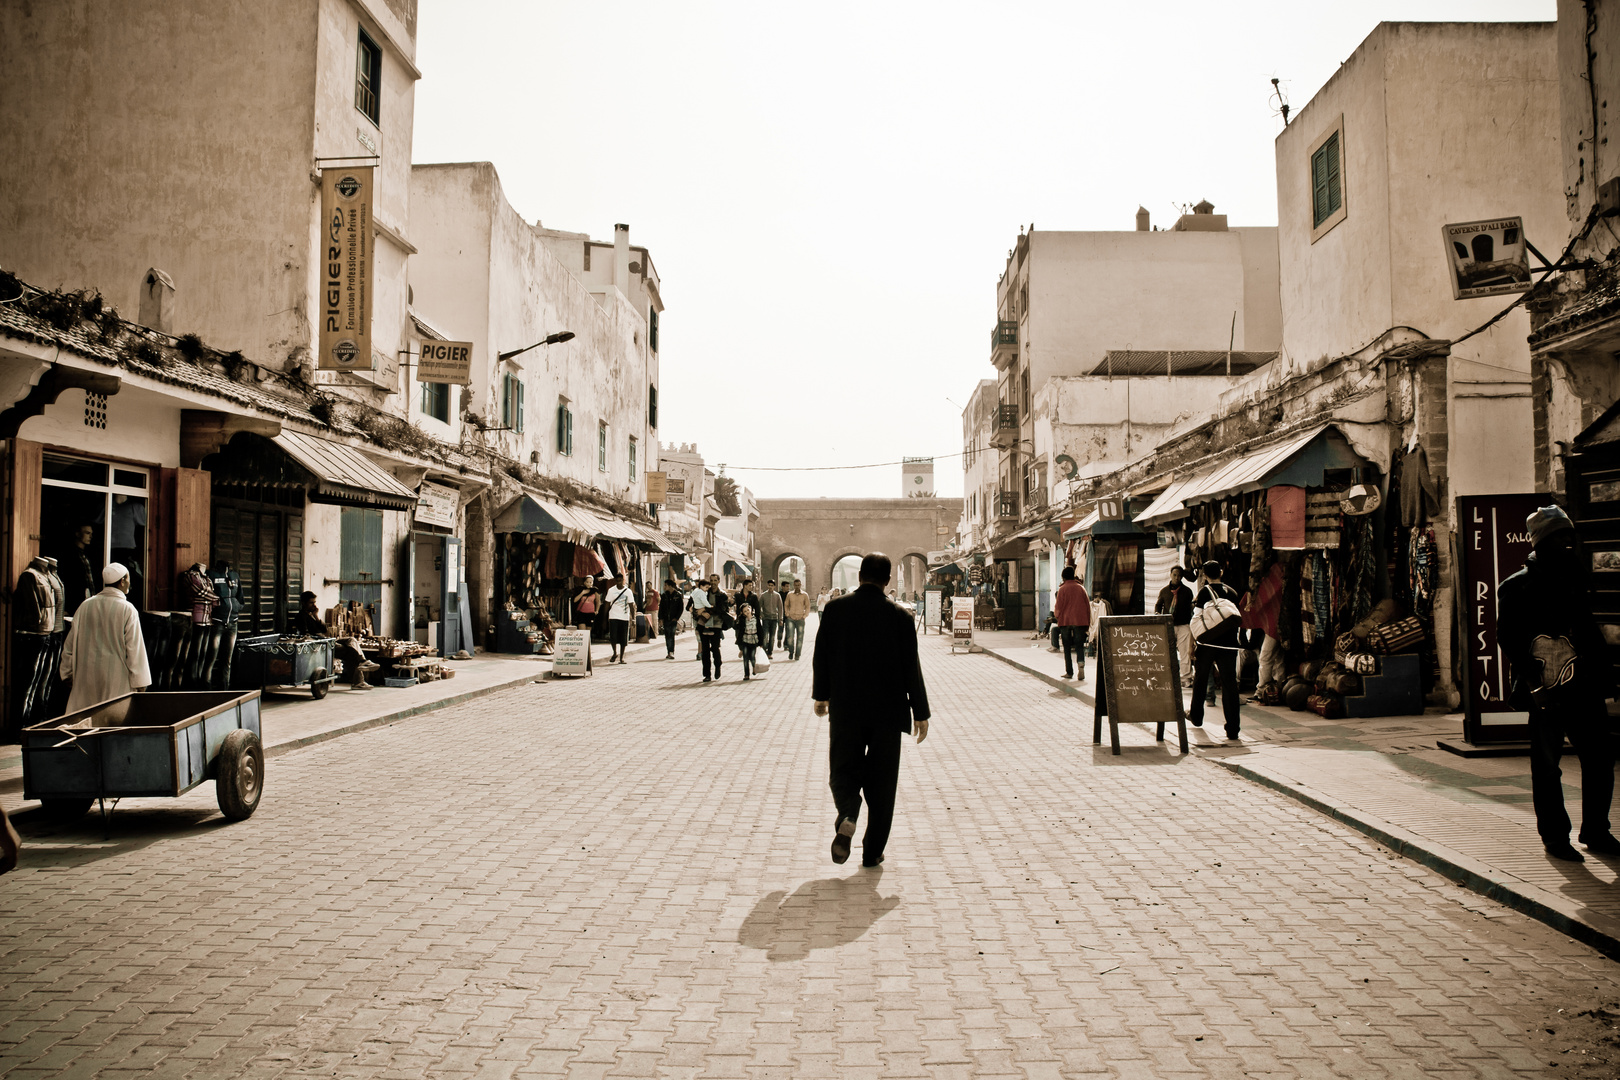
[273,431,417,512]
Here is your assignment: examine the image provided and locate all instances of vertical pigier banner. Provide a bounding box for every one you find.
[319,166,375,371]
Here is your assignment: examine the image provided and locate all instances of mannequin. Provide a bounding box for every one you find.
[41,557,65,633]
[12,557,60,727]
[177,562,217,625]
[209,561,242,627]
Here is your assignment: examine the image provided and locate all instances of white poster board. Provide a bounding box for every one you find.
[950,596,975,652]
[924,589,942,634]
[552,628,591,677]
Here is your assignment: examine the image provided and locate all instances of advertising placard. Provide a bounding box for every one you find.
[1443,217,1532,300]
[552,628,591,677]
[319,166,374,371]
[950,596,975,651]
[1457,494,1543,743]
[646,471,668,505]
[664,476,686,511]
[924,589,942,633]
[418,340,473,385]
[414,480,459,530]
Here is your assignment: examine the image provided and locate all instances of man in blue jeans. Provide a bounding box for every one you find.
[783,580,812,660]
[759,579,783,658]
[1053,565,1090,680]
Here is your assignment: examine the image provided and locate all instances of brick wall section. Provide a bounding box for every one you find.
[1416,356,1449,506]
[1532,356,1553,494]
[466,492,493,647]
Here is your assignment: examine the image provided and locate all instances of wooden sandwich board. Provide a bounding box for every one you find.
[1092,614,1187,755]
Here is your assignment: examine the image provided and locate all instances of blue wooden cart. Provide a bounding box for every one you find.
[21,690,264,825]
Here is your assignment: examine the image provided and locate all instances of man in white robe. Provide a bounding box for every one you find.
[60,562,151,718]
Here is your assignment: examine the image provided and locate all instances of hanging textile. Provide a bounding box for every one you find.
[573,543,606,577]
[1267,485,1307,548]
[1344,516,1378,625]
[1243,562,1285,639]
[1142,546,1179,601]
[1312,551,1331,642]
[1114,544,1141,612]
[1409,526,1438,619]
[1398,445,1441,526]
[1248,502,1270,593]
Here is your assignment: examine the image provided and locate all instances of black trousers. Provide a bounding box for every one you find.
[1530,695,1615,844]
[608,619,628,652]
[1189,642,1241,731]
[663,622,678,656]
[829,719,903,860]
[1060,625,1088,677]
[700,631,723,679]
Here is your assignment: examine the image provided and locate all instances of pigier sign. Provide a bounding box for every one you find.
[319,167,374,371]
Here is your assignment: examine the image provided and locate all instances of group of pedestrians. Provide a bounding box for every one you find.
[682,576,813,683]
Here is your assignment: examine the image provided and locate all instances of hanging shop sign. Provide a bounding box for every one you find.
[319,166,374,371]
[1457,493,1543,745]
[1442,216,1531,300]
[646,471,668,506]
[967,565,982,585]
[1096,498,1125,521]
[415,480,459,530]
[418,341,474,385]
[664,476,686,511]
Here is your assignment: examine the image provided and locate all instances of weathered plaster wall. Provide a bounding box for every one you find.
[0,0,323,365]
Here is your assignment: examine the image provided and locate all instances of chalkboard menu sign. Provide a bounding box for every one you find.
[1093,614,1187,755]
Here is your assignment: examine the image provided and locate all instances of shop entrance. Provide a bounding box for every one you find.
[339,508,384,622]
[212,501,304,633]
[408,532,463,655]
[41,452,150,614]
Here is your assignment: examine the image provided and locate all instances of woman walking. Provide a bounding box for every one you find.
[736,601,760,680]
[572,576,600,630]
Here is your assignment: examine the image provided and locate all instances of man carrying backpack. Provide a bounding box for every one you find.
[1188,560,1243,740]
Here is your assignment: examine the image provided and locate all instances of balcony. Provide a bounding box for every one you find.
[990,320,1018,368]
[988,403,1020,449]
[996,490,1020,519]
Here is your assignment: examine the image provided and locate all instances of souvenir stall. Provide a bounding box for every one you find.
[1062,503,1150,618]
[1160,424,1422,718]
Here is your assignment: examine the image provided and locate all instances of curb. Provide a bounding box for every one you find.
[0,634,684,784]
[1211,755,1620,962]
[981,639,1620,961]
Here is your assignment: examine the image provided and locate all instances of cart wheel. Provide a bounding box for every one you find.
[41,798,92,820]
[216,729,263,821]
[310,667,330,700]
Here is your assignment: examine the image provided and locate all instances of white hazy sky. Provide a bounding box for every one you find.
[413,0,1554,499]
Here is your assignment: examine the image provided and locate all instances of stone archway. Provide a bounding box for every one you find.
[755,498,963,597]
[825,547,866,595]
[770,552,808,587]
[896,550,930,601]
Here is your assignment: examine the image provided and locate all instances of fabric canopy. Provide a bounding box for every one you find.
[273,431,417,511]
[1133,469,1218,527]
[930,562,964,576]
[1182,425,1367,506]
[493,494,595,542]
[724,559,758,578]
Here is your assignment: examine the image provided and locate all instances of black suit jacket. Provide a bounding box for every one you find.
[811,584,930,731]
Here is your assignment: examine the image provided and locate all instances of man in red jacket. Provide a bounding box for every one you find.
[1054,565,1091,680]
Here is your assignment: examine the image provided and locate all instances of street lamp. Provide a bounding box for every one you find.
[498,331,575,362]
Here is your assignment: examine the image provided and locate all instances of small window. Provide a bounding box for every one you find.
[648,384,658,429]
[1021,368,1031,413]
[421,380,449,423]
[649,308,660,352]
[1309,117,1346,241]
[355,29,382,126]
[629,436,637,482]
[598,421,608,472]
[502,373,524,433]
[557,398,573,455]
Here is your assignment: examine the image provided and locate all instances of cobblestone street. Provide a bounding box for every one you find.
[4,630,1620,1078]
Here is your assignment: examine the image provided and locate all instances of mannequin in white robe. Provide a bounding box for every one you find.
[60,565,151,719]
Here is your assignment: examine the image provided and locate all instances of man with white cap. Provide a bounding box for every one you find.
[1499,505,1620,862]
[59,562,151,717]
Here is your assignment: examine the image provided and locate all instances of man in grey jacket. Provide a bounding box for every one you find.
[759,580,783,658]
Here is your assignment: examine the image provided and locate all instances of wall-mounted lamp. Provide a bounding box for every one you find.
[498,331,575,362]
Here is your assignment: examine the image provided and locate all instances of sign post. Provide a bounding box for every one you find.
[950,596,975,652]
[646,471,667,506]
[414,481,459,531]
[1452,493,1543,748]
[552,628,591,677]
[1093,614,1187,755]
[664,476,686,511]
[418,341,474,385]
[318,166,374,371]
[923,589,942,635]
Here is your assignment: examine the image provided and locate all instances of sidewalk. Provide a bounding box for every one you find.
[0,631,686,803]
[953,626,1620,959]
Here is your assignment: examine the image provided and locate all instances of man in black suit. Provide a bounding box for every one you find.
[811,552,931,868]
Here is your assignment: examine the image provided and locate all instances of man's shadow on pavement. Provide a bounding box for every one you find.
[737,869,900,962]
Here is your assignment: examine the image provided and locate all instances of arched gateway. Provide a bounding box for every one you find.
[755,498,963,597]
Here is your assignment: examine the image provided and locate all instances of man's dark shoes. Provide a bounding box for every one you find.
[1189,716,1203,728]
[862,853,884,868]
[1225,728,1241,741]
[1546,841,1586,862]
[831,817,856,864]
[1581,833,1620,855]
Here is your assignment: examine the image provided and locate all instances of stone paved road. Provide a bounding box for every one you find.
[4,628,1620,1078]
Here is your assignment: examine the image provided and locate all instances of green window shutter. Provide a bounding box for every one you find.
[557,403,566,452]
[1311,132,1342,228]
[649,308,659,352]
[565,409,573,455]
[501,374,511,428]
[516,379,525,432]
